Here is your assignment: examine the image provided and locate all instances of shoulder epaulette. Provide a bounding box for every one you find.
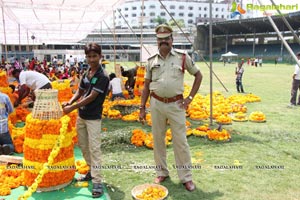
[174,49,186,55]
[147,53,158,61]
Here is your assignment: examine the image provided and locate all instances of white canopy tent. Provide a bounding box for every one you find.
[221,51,238,58]
[220,51,238,63]
[0,0,124,44]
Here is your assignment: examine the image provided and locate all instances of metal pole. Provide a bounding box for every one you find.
[117,9,151,56]
[1,6,8,61]
[257,0,300,66]
[113,9,117,70]
[102,20,139,66]
[269,0,300,45]
[209,0,213,126]
[140,0,145,65]
[18,24,21,59]
[252,31,256,57]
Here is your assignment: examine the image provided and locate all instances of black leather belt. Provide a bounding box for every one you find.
[150,92,183,103]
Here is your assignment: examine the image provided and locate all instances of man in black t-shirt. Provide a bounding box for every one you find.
[62,43,109,198]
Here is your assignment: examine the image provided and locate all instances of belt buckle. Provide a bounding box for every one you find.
[163,97,168,103]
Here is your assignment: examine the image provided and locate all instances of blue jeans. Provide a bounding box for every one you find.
[111,93,125,101]
[0,131,14,152]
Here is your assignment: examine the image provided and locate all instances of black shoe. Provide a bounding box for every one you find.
[92,183,103,198]
[76,171,92,181]
[2,145,12,155]
[0,145,3,155]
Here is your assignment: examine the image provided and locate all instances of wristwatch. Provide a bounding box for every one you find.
[139,105,146,109]
[188,96,193,100]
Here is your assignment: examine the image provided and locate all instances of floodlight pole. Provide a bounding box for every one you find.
[209,0,213,126]
[256,0,300,66]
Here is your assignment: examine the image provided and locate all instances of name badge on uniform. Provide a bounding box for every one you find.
[91,77,98,84]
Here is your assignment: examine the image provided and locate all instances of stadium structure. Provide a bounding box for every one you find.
[195,11,300,62]
[1,11,300,64]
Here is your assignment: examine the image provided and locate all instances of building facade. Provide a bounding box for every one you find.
[109,0,254,29]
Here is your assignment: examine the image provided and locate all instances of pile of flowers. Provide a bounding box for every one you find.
[190,124,210,137]
[135,185,167,200]
[249,111,266,122]
[131,129,172,149]
[0,70,9,87]
[0,164,25,196]
[107,109,122,119]
[122,110,139,122]
[216,114,232,125]
[207,128,231,141]
[133,66,145,96]
[232,112,248,122]
[131,129,147,147]
[21,114,76,195]
[51,80,73,102]
[75,160,90,174]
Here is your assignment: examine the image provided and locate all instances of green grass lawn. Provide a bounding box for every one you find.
[100,61,300,200]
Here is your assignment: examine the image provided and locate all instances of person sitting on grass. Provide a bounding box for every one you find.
[0,90,14,155]
[120,66,138,99]
[109,73,125,101]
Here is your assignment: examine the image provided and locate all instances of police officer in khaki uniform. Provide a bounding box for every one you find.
[139,24,202,191]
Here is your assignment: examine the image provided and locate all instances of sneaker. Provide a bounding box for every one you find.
[76,171,92,181]
[287,103,296,108]
[2,145,12,155]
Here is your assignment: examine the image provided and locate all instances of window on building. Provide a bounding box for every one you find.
[132,6,137,10]
[221,8,224,12]
[170,12,175,16]
[170,5,175,9]
[21,46,26,51]
[216,8,219,11]
[204,7,207,11]
[150,12,155,17]
[215,14,219,18]
[204,14,207,17]
[179,5,184,9]
[188,19,193,24]
[125,14,128,17]
[188,6,193,10]
[141,6,145,9]
[150,5,155,9]
[132,13,137,17]
[125,7,128,11]
[188,13,193,17]
[221,15,224,18]
[161,12,166,16]
[179,13,184,17]
[199,14,201,17]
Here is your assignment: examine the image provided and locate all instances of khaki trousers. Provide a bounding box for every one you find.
[76,117,102,183]
[150,97,192,183]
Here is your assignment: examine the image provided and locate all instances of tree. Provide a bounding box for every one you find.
[153,16,167,25]
[168,19,185,28]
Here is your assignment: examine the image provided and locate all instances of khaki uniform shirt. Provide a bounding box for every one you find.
[145,48,199,97]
